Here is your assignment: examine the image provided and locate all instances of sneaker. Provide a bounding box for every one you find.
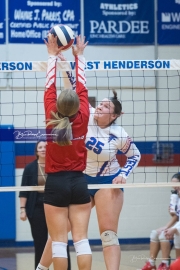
[157,263,170,270]
[142,261,157,270]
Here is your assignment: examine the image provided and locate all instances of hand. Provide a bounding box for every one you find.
[112,175,126,184]
[20,210,27,221]
[156,227,166,235]
[72,35,88,56]
[164,227,176,240]
[44,33,63,56]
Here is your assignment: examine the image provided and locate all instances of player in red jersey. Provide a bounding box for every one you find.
[41,34,92,270]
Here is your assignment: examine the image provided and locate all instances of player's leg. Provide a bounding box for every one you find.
[141,230,160,269]
[160,244,171,268]
[44,204,69,270]
[36,237,52,270]
[94,188,123,270]
[175,248,180,257]
[69,202,92,270]
[174,234,180,259]
[158,231,171,269]
[36,218,72,270]
[150,241,160,261]
[69,172,92,270]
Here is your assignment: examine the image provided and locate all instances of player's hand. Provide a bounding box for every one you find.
[164,228,176,240]
[156,227,167,235]
[112,175,126,184]
[20,210,27,221]
[44,33,63,56]
[72,35,88,56]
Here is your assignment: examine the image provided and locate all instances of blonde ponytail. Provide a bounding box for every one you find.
[47,112,73,146]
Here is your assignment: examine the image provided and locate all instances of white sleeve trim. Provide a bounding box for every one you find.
[45,56,57,89]
[77,55,86,86]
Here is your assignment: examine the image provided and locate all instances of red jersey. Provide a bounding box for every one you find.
[44,55,89,173]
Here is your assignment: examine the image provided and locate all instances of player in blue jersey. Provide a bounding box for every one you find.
[36,54,141,270]
[83,94,141,270]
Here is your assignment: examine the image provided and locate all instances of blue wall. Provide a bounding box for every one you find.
[0,126,15,241]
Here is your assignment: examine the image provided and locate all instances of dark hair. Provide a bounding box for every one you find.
[109,90,122,116]
[108,90,122,125]
[35,140,46,159]
[172,173,180,182]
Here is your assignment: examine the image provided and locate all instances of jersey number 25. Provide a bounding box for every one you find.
[86,137,104,154]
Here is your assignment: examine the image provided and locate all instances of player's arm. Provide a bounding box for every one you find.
[59,48,94,117]
[164,214,179,230]
[72,36,89,118]
[44,56,57,119]
[164,221,180,239]
[44,34,62,119]
[58,53,76,90]
[58,43,86,94]
[157,206,179,233]
[19,164,29,221]
[113,133,141,184]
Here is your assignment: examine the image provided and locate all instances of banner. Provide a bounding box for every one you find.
[84,0,154,45]
[8,0,80,44]
[158,0,180,45]
[1,59,180,72]
[0,0,5,44]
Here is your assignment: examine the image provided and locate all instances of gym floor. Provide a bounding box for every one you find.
[0,244,176,270]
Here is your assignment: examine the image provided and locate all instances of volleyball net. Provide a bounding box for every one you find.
[0,59,180,191]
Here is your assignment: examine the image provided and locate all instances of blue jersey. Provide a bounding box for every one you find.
[61,67,141,179]
[84,106,140,178]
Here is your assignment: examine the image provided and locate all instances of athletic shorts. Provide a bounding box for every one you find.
[84,170,124,197]
[44,171,90,207]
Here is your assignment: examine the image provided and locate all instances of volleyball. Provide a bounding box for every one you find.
[49,24,75,51]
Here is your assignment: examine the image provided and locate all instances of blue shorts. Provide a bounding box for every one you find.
[84,171,124,197]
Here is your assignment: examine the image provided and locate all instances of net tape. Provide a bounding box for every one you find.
[1,182,180,192]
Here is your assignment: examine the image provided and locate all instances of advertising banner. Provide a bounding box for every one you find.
[158,0,180,44]
[84,0,154,45]
[0,0,6,44]
[8,0,80,44]
[1,59,180,72]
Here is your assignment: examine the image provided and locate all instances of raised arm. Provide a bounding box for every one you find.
[58,36,88,95]
[58,53,76,90]
[59,50,93,111]
[44,34,62,120]
[72,36,89,117]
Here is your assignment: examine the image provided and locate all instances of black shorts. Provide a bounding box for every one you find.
[44,171,90,207]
